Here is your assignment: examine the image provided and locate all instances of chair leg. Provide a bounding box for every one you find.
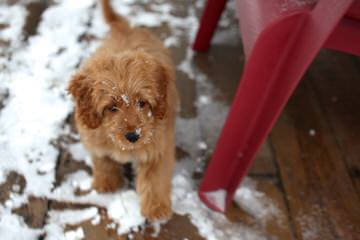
[199,13,309,212]
[193,0,228,52]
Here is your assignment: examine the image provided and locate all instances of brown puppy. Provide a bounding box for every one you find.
[68,0,178,221]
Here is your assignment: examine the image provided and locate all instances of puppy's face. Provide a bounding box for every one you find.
[69,51,170,150]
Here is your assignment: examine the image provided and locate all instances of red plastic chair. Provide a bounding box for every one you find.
[193,0,360,212]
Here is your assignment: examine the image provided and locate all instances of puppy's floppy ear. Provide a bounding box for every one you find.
[153,65,172,120]
[68,73,102,129]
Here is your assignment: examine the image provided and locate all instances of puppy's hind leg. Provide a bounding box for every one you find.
[92,156,124,193]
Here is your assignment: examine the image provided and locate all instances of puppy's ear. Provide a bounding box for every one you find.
[68,73,102,129]
[153,65,172,120]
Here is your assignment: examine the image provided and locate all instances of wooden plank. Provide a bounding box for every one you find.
[64,208,126,240]
[249,140,277,176]
[0,171,25,204]
[225,179,295,240]
[308,50,360,195]
[271,77,360,239]
[23,1,49,40]
[13,196,48,228]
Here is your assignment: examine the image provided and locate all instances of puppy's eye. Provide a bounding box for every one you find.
[137,100,146,108]
[108,106,118,112]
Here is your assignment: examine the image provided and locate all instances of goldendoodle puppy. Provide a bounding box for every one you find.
[68,0,178,221]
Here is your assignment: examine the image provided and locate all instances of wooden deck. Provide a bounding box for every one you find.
[195,33,360,240]
[0,0,359,239]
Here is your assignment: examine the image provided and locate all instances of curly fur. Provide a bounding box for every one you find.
[68,0,178,221]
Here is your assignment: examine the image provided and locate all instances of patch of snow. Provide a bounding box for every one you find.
[172,172,268,240]
[151,220,167,238]
[107,191,145,235]
[297,205,324,240]
[48,207,99,226]
[147,111,152,118]
[178,48,195,79]
[197,95,211,106]
[197,141,208,150]
[176,117,201,158]
[309,129,316,136]
[0,207,42,240]
[234,178,280,223]
[44,223,66,240]
[135,128,142,136]
[12,184,21,193]
[64,227,84,240]
[198,101,229,150]
[91,213,101,225]
[0,5,27,48]
[132,12,162,27]
[121,94,130,106]
[68,142,92,166]
[50,171,115,206]
[0,0,94,200]
[164,36,180,47]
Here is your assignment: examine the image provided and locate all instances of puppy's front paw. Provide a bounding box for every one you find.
[92,176,122,193]
[141,198,172,221]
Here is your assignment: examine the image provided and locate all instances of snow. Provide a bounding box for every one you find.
[47,207,99,226]
[178,48,195,79]
[45,208,98,240]
[68,142,91,164]
[197,95,211,106]
[309,129,316,136]
[0,206,42,240]
[91,214,101,225]
[135,128,142,136]
[151,220,167,238]
[107,191,145,234]
[234,178,280,224]
[296,205,324,240]
[197,141,208,150]
[64,228,85,240]
[164,35,180,47]
[0,0,282,239]
[172,173,268,240]
[121,94,130,106]
[0,5,27,48]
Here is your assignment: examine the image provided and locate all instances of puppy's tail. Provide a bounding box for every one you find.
[100,0,130,32]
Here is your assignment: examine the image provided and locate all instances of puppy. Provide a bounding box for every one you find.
[68,0,178,221]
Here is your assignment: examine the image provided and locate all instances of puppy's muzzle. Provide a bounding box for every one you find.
[125,132,140,143]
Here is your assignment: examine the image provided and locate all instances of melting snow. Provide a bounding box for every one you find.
[309,129,316,136]
[47,207,99,226]
[107,191,145,235]
[135,127,142,136]
[64,228,85,240]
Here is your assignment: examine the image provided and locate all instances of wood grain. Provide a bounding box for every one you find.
[271,76,360,239]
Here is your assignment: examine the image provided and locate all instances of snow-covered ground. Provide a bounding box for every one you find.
[0,0,280,239]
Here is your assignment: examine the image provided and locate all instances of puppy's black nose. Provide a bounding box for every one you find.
[125,132,140,143]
